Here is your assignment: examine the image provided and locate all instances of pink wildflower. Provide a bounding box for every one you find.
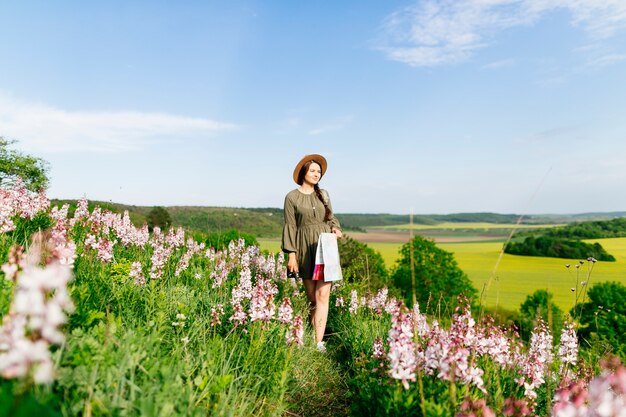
[372,336,385,359]
[129,261,145,285]
[0,235,74,384]
[335,295,345,308]
[286,315,304,347]
[210,304,224,327]
[458,398,495,417]
[502,397,531,416]
[349,290,359,314]
[229,302,248,327]
[387,304,417,389]
[96,237,115,263]
[411,302,430,338]
[69,197,89,226]
[558,322,578,372]
[277,298,293,324]
[249,278,278,323]
[367,287,388,315]
[210,259,229,289]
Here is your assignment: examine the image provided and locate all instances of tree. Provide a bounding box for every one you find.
[517,290,564,342]
[193,228,258,251]
[337,236,388,290]
[391,235,477,314]
[572,281,626,359]
[146,206,172,231]
[0,137,50,191]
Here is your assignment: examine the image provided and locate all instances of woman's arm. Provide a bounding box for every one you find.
[322,190,343,238]
[282,193,299,272]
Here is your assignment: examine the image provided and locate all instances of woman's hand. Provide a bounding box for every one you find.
[287,252,299,274]
[332,228,343,238]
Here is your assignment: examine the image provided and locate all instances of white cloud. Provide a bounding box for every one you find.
[308,116,353,136]
[482,58,516,69]
[584,52,626,68]
[380,0,626,67]
[0,93,237,153]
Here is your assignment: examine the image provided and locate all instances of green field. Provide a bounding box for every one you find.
[373,222,562,230]
[258,237,626,313]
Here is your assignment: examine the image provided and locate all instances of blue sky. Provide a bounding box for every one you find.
[1,1,626,214]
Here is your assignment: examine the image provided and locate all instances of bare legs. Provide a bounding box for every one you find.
[303,279,332,343]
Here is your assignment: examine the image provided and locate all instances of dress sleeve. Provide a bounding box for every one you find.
[322,190,341,231]
[281,193,298,253]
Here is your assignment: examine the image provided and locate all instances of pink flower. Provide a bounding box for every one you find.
[249,278,277,323]
[286,315,304,347]
[0,235,74,384]
[96,238,115,263]
[277,298,293,324]
[367,287,388,315]
[1,179,50,233]
[211,304,224,327]
[558,322,578,372]
[372,336,385,359]
[69,197,89,226]
[335,296,345,308]
[349,290,359,314]
[129,261,145,285]
[387,304,417,389]
[229,302,248,327]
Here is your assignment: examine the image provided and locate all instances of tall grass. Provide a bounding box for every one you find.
[2,187,625,416]
[0,193,348,416]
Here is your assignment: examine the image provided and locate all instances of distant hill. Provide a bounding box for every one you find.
[49,199,626,238]
[514,217,626,240]
[51,200,284,237]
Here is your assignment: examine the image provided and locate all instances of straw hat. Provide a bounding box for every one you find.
[292,154,327,184]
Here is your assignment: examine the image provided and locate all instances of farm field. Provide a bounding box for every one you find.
[372,222,562,230]
[258,234,626,313]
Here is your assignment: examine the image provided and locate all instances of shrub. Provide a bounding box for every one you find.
[146,206,172,231]
[390,236,478,313]
[337,236,388,289]
[505,236,615,261]
[517,290,564,342]
[572,281,626,359]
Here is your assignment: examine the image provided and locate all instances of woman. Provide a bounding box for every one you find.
[282,154,343,352]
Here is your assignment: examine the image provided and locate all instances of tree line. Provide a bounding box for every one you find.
[504,217,626,261]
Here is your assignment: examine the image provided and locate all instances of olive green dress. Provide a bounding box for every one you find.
[282,189,341,279]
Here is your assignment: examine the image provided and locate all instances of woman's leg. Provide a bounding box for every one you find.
[313,281,332,343]
[303,279,317,329]
[302,279,333,343]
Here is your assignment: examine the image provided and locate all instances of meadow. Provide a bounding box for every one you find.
[259,232,626,313]
[2,184,625,416]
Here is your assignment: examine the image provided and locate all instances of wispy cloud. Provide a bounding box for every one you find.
[380,0,626,67]
[0,93,237,153]
[308,116,353,136]
[482,58,516,70]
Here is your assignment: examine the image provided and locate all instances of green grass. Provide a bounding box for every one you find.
[258,238,281,254]
[259,237,626,313]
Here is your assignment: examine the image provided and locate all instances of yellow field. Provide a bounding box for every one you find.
[374,222,562,230]
[258,237,626,313]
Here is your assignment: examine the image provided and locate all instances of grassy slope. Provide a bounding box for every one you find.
[52,198,626,313]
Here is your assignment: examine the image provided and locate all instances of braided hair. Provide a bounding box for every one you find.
[297,160,332,221]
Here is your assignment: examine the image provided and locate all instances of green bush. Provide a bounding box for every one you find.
[572,281,626,359]
[504,236,615,261]
[193,229,257,251]
[516,290,564,342]
[337,236,388,289]
[390,236,478,313]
